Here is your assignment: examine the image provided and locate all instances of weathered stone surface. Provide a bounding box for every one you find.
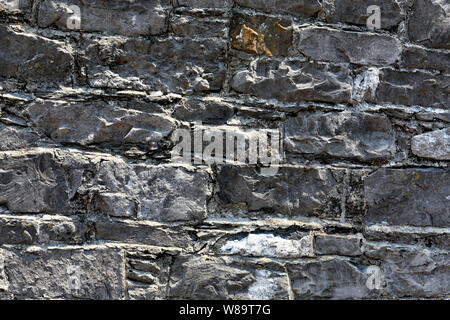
[364,224,450,249]
[0,150,76,214]
[364,168,450,227]
[38,0,170,36]
[174,0,232,9]
[314,234,363,256]
[401,45,450,72]
[168,255,290,299]
[2,246,126,299]
[408,0,450,49]
[126,249,174,300]
[171,15,228,38]
[295,27,401,66]
[0,25,73,83]
[81,37,226,94]
[416,110,450,123]
[217,165,341,217]
[172,97,234,124]
[285,111,395,161]
[0,214,92,245]
[0,249,7,292]
[287,258,373,299]
[95,220,194,249]
[92,192,136,218]
[231,13,293,56]
[38,216,92,244]
[94,160,211,222]
[0,215,38,244]
[231,59,352,103]
[220,233,313,258]
[235,0,322,17]
[411,128,450,160]
[1,0,449,301]
[0,124,39,151]
[322,0,404,29]
[24,99,176,151]
[372,68,450,107]
[345,169,371,222]
[0,0,31,13]
[364,242,450,298]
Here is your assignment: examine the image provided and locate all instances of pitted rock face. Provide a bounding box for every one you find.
[0,0,448,301]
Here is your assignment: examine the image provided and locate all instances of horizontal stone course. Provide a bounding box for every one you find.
[0,0,449,301]
[314,234,363,256]
[80,36,227,94]
[0,149,210,222]
[234,0,322,17]
[24,99,177,152]
[0,215,91,245]
[38,0,171,36]
[95,220,195,249]
[401,45,450,72]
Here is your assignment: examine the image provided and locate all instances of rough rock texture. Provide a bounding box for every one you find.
[407,0,450,49]
[38,0,170,36]
[364,168,450,227]
[231,59,352,103]
[284,111,395,161]
[295,27,401,66]
[2,246,126,299]
[322,0,404,29]
[411,128,450,160]
[0,0,449,300]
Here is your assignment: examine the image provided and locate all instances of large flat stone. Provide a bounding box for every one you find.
[284,111,395,162]
[364,168,450,227]
[95,220,194,249]
[38,0,171,36]
[25,99,176,151]
[94,160,211,222]
[168,255,290,299]
[364,242,450,298]
[372,68,449,107]
[216,165,341,217]
[0,150,77,214]
[2,246,126,299]
[322,0,404,29]
[295,27,401,66]
[231,59,352,104]
[401,45,450,72]
[287,258,373,299]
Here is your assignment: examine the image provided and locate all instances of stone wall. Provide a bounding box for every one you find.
[0,0,448,299]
